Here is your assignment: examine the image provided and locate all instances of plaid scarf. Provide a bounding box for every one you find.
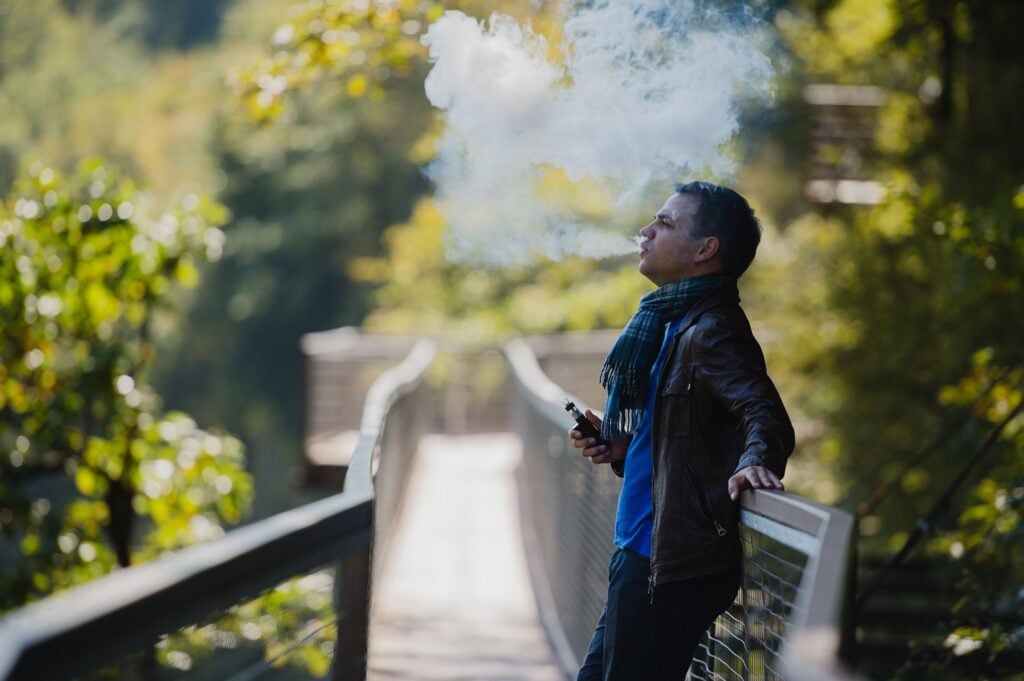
[600,274,734,439]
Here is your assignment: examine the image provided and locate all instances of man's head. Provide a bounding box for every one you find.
[637,181,761,286]
[676,181,762,278]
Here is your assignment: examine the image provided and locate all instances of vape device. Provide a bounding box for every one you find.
[564,400,608,446]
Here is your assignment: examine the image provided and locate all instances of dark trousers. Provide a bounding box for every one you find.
[577,548,740,681]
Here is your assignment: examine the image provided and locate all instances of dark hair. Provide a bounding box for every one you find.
[674,181,761,278]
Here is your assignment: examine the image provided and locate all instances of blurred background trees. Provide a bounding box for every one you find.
[764,2,1024,676]
[0,0,1021,677]
[0,161,251,610]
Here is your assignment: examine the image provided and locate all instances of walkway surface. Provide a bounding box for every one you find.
[367,433,565,680]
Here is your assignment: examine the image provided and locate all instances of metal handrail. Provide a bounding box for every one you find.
[744,491,858,681]
[0,338,436,681]
[505,338,858,680]
[344,338,437,498]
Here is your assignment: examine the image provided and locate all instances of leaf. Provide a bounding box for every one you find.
[84,281,122,324]
[75,467,97,497]
[346,73,368,98]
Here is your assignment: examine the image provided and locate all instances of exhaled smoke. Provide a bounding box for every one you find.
[422,1,774,266]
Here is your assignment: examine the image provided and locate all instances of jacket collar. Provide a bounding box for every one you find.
[673,280,740,336]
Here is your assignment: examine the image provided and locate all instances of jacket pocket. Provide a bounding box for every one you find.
[660,365,696,437]
[682,461,728,539]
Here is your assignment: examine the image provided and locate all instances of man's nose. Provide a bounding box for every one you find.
[639,223,654,238]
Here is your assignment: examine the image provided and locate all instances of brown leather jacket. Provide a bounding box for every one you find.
[649,284,794,588]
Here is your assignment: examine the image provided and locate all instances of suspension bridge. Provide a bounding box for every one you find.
[0,331,857,681]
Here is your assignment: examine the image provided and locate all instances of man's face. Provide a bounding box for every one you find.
[637,193,708,286]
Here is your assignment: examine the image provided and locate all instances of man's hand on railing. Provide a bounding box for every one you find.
[727,465,784,501]
[568,409,628,465]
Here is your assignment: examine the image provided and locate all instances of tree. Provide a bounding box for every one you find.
[350,196,651,340]
[0,161,251,610]
[764,0,1024,675]
[153,0,536,515]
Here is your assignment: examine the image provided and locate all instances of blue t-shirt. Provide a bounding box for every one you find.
[614,317,685,558]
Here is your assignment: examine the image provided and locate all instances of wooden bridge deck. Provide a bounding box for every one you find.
[367,433,565,680]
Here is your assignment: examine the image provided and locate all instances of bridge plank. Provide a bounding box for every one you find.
[368,433,565,680]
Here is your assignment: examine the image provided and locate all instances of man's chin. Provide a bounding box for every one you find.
[638,265,660,286]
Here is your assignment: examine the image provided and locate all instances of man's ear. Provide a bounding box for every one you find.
[696,236,720,263]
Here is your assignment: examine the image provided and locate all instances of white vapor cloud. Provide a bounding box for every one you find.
[422,1,774,266]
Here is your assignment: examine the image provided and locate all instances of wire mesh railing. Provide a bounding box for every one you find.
[0,338,436,681]
[505,338,858,681]
[690,509,813,680]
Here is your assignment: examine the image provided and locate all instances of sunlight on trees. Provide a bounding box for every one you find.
[0,161,252,609]
[231,0,449,122]
[1,0,1023,676]
[766,3,1024,674]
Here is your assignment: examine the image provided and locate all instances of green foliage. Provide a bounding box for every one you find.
[0,161,251,608]
[231,0,448,122]
[351,196,651,342]
[154,56,439,517]
[156,569,337,677]
[154,0,539,514]
[0,0,146,193]
[0,0,505,674]
[229,0,538,123]
[771,1,1024,675]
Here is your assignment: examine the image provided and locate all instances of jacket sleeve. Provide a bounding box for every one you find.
[691,321,795,478]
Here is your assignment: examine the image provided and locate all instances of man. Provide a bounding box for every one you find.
[570,181,794,680]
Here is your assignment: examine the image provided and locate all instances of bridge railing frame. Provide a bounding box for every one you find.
[505,338,858,681]
[0,339,436,681]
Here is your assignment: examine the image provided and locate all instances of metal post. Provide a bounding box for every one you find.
[332,541,372,680]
